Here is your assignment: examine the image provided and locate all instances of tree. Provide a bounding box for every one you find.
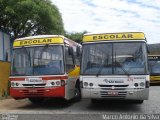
[65,31,88,43]
[0,0,64,39]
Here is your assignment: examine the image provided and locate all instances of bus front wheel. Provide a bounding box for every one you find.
[91,99,99,104]
[28,97,44,104]
[73,81,81,102]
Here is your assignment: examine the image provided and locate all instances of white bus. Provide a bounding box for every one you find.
[80,32,149,104]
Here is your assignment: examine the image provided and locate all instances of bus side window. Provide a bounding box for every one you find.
[75,47,81,66]
[65,46,75,73]
[75,56,80,66]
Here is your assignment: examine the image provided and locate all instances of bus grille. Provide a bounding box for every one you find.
[101,88,126,90]
[100,91,127,98]
[98,84,128,98]
[22,89,45,96]
[98,84,128,91]
[22,83,46,88]
[99,84,128,87]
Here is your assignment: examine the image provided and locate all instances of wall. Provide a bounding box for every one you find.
[0,61,10,98]
[0,30,11,99]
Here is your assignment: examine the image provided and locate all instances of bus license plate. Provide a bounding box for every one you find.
[26,78,43,83]
[108,91,118,96]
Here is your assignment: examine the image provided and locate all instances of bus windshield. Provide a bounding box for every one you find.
[81,42,148,75]
[148,56,160,75]
[11,45,64,76]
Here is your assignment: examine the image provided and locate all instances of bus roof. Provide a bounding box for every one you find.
[82,32,146,43]
[13,35,66,47]
[13,35,81,48]
[15,35,65,41]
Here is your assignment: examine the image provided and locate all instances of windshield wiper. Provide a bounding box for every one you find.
[96,58,108,77]
[114,52,130,76]
[114,61,130,76]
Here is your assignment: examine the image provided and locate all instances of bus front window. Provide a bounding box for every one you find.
[81,43,112,75]
[11,48,32,75]
[148,56,160,75]
[113,43,147,75]
[11,45,64,76]
[81,42,148,75]
[33,46,64,75]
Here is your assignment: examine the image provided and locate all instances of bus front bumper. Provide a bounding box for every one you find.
[10,87,65,99]
[81,88,149,100]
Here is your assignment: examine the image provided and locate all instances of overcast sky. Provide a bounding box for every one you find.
[51,0,160,44]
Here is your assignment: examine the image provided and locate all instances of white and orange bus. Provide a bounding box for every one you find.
[10,35,81,103]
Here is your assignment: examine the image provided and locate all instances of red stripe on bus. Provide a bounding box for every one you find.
[10,78,25,81]
[42,76,68,80]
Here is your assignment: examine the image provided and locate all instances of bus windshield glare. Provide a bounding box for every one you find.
[81,42,148,75]
[11,45,64,76]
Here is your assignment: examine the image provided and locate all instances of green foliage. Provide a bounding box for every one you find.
[65,31,87,43]
[0,0,64,39]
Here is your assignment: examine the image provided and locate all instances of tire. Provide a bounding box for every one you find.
[28,97,44,104]
[91,99,99,104]
[73,81,81,102]
[133,100,144,104]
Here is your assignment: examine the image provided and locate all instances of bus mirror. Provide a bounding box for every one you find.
[147,45,150,53]
[76,46,81,56]
[68,47,73,55]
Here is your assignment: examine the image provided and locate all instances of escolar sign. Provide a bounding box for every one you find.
[93,34,133,40]
[13,37,64,47]
[83,32,145,42]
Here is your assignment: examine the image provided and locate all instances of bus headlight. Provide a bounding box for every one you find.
[51,82,55,86]
[83,82,88,87]
[140,82,145,87]
[11,82,15,87]
[16,83,19,86]
[134,83,138,87]
[89,83,93,87]
[56,81,61,86]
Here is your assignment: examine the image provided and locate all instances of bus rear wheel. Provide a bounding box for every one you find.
[28,97,44,104]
